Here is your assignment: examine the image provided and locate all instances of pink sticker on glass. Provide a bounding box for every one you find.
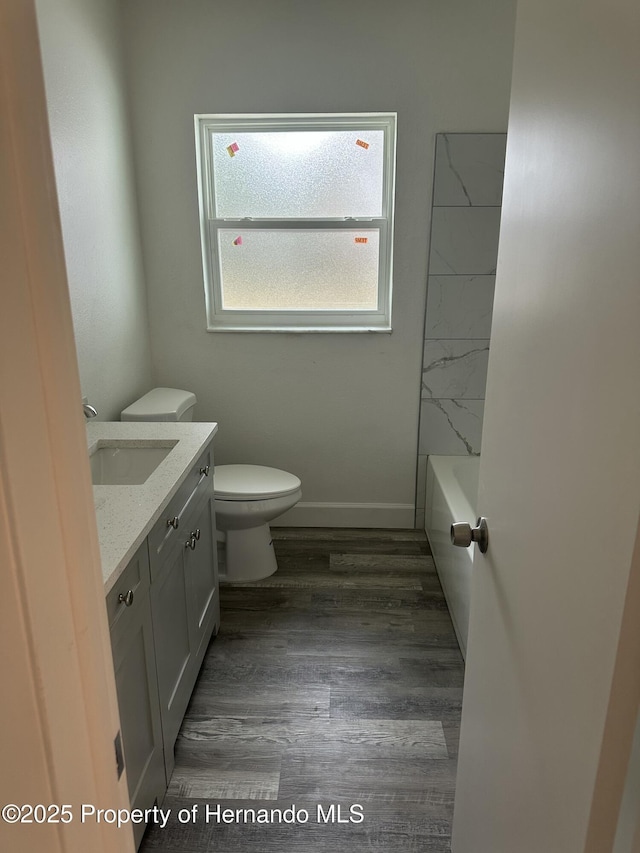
[233,236,243,246]
[227,142,240,157]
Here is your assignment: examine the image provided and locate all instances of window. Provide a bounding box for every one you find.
[194,113,396,332]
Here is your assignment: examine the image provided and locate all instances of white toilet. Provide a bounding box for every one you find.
[214,464,301,582]
[121,388,301,582]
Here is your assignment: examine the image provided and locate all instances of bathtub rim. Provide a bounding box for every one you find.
[425,454,480,659]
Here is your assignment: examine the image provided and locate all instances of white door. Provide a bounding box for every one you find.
[451,1,640,851]
[1,3,133,851]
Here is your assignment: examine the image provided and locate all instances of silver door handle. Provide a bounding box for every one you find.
[450,517,489,554]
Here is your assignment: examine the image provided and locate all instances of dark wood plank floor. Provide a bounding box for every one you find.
[140,528,464,852]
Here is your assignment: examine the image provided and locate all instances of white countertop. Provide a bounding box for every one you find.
[87,421,218,594]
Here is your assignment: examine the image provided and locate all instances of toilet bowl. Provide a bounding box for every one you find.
[121,388,302,582]
[214,465,302,582]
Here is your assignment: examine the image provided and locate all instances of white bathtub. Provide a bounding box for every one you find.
[424,455,480,659]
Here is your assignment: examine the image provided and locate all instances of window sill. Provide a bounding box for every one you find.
[205,325,393,334]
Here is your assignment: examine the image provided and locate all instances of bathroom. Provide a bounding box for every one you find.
[4,1,640,851]
[35,0,516,526]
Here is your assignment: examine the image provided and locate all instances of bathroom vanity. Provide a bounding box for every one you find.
[88,421,219,847]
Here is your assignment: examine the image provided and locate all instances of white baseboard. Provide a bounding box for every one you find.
[272,501,416,529]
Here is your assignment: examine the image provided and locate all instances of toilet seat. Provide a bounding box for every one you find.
[214,464,301,501]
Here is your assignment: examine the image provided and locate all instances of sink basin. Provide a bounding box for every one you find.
[90,442,176,485]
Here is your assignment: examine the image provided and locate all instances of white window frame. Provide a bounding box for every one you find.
[194,113,397,332]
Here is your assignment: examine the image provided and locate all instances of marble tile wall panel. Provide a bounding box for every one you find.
[415,132,506,475]
[422,340,490,399]
[425,275,495,339]
[433,133,507,207]
[428,207,501,276]
[418,399,484,456]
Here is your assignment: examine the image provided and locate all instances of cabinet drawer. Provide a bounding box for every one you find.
[148,444,213,579]
[106,540,150,631]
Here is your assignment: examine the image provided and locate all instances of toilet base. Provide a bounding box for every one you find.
[223,522,278,582]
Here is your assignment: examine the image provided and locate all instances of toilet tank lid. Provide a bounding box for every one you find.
[121,387,197,421]
[214,464,301,500]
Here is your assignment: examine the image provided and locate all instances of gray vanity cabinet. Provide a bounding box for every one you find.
[148,445,219,777]
[107,541,166,849]
[104,435,220,850]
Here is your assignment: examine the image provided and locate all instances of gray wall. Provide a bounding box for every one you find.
[36,0,152,421]
[120,0,516,525]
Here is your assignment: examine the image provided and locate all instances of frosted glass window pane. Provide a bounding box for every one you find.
[218,230,380,311]
[212,131,385,218]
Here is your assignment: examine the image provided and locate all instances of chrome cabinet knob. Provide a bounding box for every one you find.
[118,589,134,607]
[167,516,180,529]
[185,528,201,550]
[450,517,489,554]
[200,465,210,476]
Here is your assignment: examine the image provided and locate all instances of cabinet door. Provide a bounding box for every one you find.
[149,544,193,777]
[184,497,219,662]
[149,491,219,777]
[109,550,166,848]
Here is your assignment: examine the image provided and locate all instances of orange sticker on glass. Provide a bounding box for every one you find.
[233,236,243,246]
[227,142,240,157]
[356,139,370,149]
[355,237,368,244]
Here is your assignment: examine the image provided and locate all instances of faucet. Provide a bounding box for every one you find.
[83,402,98,419]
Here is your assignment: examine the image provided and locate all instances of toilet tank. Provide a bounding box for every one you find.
[121,387,197,422]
